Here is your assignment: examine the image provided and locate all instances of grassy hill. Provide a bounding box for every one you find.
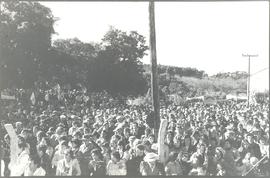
[143,64,247,98]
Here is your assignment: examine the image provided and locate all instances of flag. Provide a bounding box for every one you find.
[30,92,35,105]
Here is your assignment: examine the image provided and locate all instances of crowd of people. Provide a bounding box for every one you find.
[0,82,269,176]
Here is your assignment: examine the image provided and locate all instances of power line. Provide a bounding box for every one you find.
[250,67,269,77]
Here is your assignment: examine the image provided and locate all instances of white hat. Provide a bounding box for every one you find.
[144,152,159,162]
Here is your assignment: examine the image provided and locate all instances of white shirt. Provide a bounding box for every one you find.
[9,150,29,176]
[1,160,4,177]
[106,160,127,176]
[24,167,46,176]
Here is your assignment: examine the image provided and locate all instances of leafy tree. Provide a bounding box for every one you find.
[88,27,149,96]
[0,0,56,88]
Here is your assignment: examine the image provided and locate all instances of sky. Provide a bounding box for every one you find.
[40,1,269,91]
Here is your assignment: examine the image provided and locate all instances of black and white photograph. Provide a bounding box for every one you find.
[0,0,269,177]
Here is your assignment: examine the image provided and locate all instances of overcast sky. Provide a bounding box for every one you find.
[40,1,269,90]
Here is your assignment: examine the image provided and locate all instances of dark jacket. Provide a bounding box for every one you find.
[126,155,144,176]
[88,160,106,176]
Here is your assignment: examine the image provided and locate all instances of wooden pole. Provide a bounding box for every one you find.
[247,56,250,107]
[242,53,258,108]
[149,1,160,139]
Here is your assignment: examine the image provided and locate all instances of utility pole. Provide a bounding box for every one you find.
[149,1,160,138]
[242,53,258,108]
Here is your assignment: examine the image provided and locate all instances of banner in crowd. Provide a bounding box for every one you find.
[1,93,16,100]
[186,96,204,100]
[226,93,247,101]
[126,97,146,106]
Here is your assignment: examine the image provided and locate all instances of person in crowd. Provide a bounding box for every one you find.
[51,140,69,173]
[39,137,54,160]
[179,134,195,175]
[246,133,262,159]
[37,144,51,175]
[106,151,127,175]
[165,152,183,175]
[3,134,11,177]
[140,152,165,176]
[24,155,46,176]
[88,149,106,176]
[126,144,145,176]
[9,137,30,176]
[213,147,226,176]
[56,149,81,176]
[222,139,238,176]
[15,122,23,135]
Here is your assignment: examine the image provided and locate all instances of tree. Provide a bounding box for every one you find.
[0,0,56,88]
[88,27,149,96]
[52,38,101,86]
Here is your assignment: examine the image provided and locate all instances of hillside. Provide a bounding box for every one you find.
[143,64,247,99]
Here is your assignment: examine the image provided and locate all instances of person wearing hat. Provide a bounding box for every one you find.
[139,152,165,175]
